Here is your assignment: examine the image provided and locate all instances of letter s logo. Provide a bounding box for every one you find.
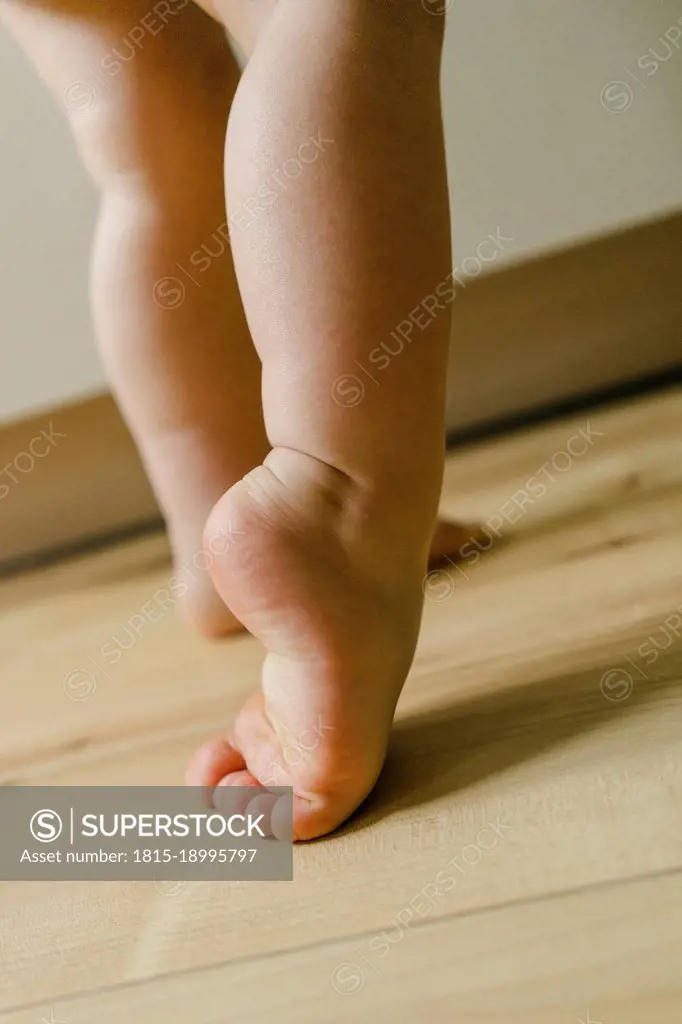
[30,809,63,843]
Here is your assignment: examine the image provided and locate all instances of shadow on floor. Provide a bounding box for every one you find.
[340,646,682,836]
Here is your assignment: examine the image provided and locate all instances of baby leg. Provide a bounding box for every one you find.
[189,0,454,838]
[0,0,269,634]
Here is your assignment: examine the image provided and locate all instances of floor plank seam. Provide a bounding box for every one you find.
[3,862,681,1018]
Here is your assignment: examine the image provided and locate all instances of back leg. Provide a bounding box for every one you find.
[0,0,271,634]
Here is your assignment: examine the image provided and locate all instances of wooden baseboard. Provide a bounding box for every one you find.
[444,210,682,431]
[0,396,158,572]
[1,210,680,570]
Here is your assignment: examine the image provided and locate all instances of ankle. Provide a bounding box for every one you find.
[263,446,439,581]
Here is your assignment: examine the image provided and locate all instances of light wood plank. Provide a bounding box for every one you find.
[3,871,681,1023]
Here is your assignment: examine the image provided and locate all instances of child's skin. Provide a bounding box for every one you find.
[2,0,462,839]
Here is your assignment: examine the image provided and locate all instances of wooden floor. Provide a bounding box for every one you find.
[1,386,682,1022]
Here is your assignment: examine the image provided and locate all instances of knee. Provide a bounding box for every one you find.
[63,43,236,190]
[63,96,139,188]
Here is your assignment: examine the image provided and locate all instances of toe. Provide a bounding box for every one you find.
[213,771,262,820]
[186,736,246,788]
[429,518,481,567]
[244,792,292,841]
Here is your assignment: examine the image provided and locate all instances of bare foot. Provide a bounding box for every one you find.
[187,448,446,839]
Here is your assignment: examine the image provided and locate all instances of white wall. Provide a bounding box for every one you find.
[444,0,682,265]
[0,29,100,425]
[1,0,681,424]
